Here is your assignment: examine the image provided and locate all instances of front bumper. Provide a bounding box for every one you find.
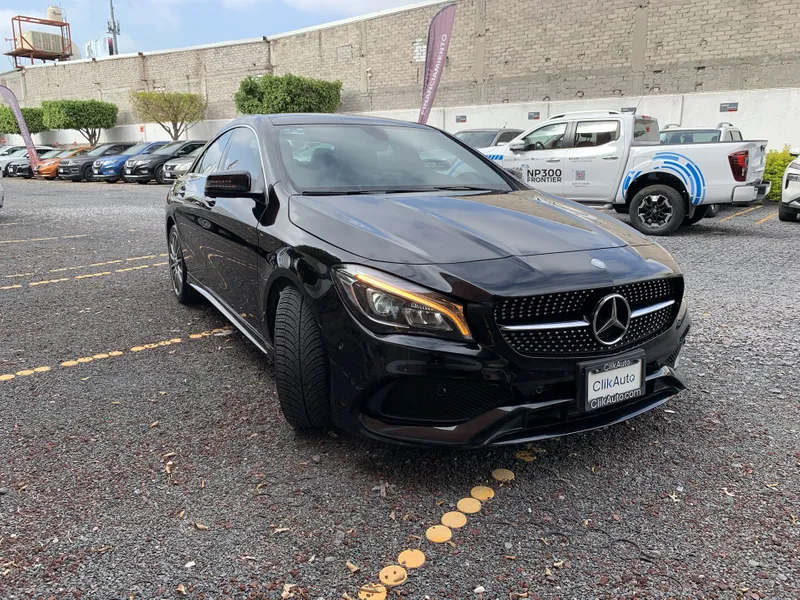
[315,289,690,447]
[123,165,154,181]
[781,171,800,209]
[57,166,87,180]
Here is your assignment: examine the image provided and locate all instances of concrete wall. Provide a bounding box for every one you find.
[3,0,800,128]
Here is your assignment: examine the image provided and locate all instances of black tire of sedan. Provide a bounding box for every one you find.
[105,178,118,184]
[274,286,332,430]
[629,185,687,236]
[778,202,798,222]
[82,164,94,182]
[168,225,200,304]
[155,165,166,185]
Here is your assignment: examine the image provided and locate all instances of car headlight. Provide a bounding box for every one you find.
[333,265,472,341]
[787,172,800,183]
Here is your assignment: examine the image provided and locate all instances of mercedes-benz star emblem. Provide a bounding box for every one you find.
[591,258,607,269]
[592,294,631,346]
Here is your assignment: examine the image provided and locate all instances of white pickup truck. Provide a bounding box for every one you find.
[484,111,770,235]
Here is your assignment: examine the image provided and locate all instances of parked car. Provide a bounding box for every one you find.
[59,142,136,181]
[34,146,93,179]
[454,128,523,151]
[163,147,202,182]
[485,111,769,235]
[0,146,55,176]
[166,114,690,446]
[0,145,26,157]
[123,140,206,184]
[779,152,800,222]
[7,149,65,178]
[92,141,169,183]
[660,122,743,144]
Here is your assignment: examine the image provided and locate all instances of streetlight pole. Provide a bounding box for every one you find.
[107,0,120,55]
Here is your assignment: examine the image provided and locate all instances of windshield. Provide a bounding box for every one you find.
[278,124,512,194]
[123,143,152,156]
[155,142,184,155]
[87,145,113,156]
[55,150,74,158]
[660,129,720,144]
[454,130,497,148]
[39,150,62,158]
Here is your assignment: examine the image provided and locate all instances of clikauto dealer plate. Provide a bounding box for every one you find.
[578,351,645,412]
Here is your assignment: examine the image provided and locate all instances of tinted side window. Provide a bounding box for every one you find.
[496,131,519,144]
[574,121,620,147]
[220,128,264,187]
[181,142,205,155]
[521,123,567,151]
[195,131,232,174]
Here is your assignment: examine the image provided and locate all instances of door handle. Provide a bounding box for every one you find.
[602,156,620,161]
[546,158,561,163]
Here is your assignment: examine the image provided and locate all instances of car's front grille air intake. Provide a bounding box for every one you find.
[494,277,682,356]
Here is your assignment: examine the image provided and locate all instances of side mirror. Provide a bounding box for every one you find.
[789,147,800,157]
[508,140,526,152]
[205,170,255,198]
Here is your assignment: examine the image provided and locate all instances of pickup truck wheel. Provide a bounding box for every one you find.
[778,202,798,222]
[274,285,332,430]
[629,185,686,236]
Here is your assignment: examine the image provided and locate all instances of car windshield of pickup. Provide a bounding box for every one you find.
[278,124,513,194]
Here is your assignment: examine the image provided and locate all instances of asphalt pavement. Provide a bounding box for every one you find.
[0,179,797,600]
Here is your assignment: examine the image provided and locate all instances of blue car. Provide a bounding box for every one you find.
[92,141,168,183]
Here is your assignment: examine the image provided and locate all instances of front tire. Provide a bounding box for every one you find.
[155,165,166,185]
[168,225,200,304]
[778,201,798,222]
[136,179,149,185]
[105,178,119,184]
[274,286,332,430]
[629,185,687,236]
[82,164,94,182]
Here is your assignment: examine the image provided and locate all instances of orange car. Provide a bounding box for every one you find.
[34,146,93,179]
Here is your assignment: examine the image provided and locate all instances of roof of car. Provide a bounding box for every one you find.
[228,113,430,129]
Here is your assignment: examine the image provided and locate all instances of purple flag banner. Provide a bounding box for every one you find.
[0,85,40,168]
[417,4,456,124]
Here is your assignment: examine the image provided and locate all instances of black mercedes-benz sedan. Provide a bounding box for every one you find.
[165,114,690,447]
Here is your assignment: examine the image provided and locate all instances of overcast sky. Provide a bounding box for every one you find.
[1,0,419,69]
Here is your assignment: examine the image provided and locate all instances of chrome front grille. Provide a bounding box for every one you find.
[495,277,682,356]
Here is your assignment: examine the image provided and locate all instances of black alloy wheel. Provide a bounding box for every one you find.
[629,185,686,236]
[155,165,166,185]
[168,225,200,304]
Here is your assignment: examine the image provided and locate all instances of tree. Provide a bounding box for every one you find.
[42,99,118,146]
[0,106,49,135]
[130,91,208,141]
[234,74,342,115]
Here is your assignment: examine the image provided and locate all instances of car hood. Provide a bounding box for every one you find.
[165,156,194,166]
[289,190,653,265]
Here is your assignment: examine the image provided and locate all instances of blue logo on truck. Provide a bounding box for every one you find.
[622,152,707,205]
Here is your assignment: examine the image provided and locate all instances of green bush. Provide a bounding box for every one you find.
[0,105,49,135]
[234,74,342,115]
[763,145,795,201]
[42,99,118,145]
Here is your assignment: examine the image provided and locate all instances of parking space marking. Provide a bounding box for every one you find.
[0,260,169,292]
[719,206,761,222]
[0,234,90,245]
[3,272,35,279]
[0,327,233,383]
[755,212,778,225]
[48,254,167,274]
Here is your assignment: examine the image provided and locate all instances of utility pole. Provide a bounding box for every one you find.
[107,0,120,55]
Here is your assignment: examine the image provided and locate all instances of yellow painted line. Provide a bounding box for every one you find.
[2,262,169,292]
[74,271,113,280]
[3,273,34,279]
[0,234,90,245]
[0,284,22,291]
[115,265,149,273]
[151,261,168,267]
[719,206,761,222]
[0,222,20,226]
[28,237,58,242]
[29,277,70,287]
[89,259,123,267]
[755,212,777,226]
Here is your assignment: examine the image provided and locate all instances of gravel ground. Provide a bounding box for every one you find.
[0,178,797,600]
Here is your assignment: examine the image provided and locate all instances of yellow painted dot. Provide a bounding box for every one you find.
[516,450,536,462]
[108,351,124,357]
[441,511,467,529]
[16,370,35,377]
[189,334,203,339]
[157,341,172,347]
[61,360,79,367]
[33,366,51,373]
[471,486,495,501]
[425,525,452,543]
[130,346,146,352]
[212,328,228,334]
[397,549,425,569]
[492,468,515,483]
[170,338,182,343]
[0,374,15,381]
[76,357,93,364]
[379,565,407,587]
[144,343,159,349]
[93,353,109,359]
[457,497,482,514]
[358,583,386,600]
